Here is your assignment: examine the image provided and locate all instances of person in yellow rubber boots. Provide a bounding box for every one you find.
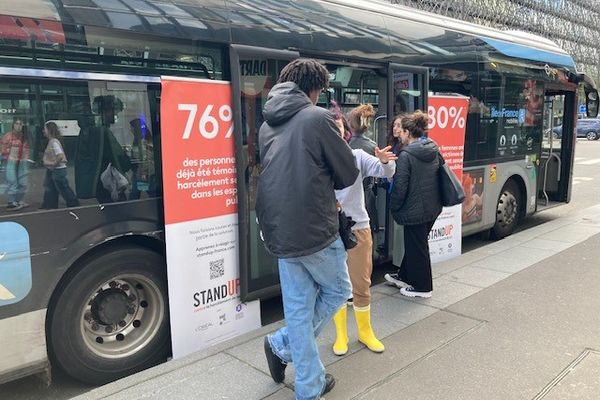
[331,103,397,355]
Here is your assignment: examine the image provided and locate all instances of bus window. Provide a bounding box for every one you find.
[0,77,161,215]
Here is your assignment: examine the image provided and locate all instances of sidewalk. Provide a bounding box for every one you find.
[76,204,600,400]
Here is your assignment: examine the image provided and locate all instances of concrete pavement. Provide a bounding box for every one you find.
[75,204,600,400]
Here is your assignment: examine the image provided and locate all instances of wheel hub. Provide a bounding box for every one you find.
[91,289,130,325]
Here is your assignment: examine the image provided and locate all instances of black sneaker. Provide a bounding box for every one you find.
[400,286,432,298]
[264,336,286,383]
[384,273,410,289]
[322,373,336,396]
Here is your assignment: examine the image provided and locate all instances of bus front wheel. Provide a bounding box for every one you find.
[48,246,170,385]
[491,180,521,240]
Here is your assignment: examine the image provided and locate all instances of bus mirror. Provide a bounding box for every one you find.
[586,90,599,118]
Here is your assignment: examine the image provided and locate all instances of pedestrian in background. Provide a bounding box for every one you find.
[331,114,397,356]
[41,121,79,209]
[388,111,442,298]
[1,117,30,211]
[256,58,358,400]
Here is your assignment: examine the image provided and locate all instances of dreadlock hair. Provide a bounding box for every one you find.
[348,104,375,135]
[277,58,329,97]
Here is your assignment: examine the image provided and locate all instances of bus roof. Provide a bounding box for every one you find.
[1,0,577,72]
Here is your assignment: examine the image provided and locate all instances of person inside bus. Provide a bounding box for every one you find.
[384,115,407,287]
[257,58,358,400]
[1,117,30,211]
[40,121,79,209]
[388,111,442,298]
[128,118,156,199]
[347,104,380,237]
[74,95,131,203]
[330,101,397,356]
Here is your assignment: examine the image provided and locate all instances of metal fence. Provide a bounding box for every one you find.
[391,0,600,83]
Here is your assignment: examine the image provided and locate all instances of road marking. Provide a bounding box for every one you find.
[574,157,584,162]
[0,283,16,300]
[577,158,600,165]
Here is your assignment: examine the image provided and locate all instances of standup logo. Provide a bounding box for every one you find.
[193,279,240,309]
[429,224,454,240]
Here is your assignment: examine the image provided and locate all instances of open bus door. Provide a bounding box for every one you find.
[382,64,428,259]
[229,45,299,302]
[538,88,576,209]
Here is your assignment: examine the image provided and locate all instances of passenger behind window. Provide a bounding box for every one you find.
[74,95,131,203]
[1,117,31,211]
[128,118,156,199]
[40,122,79,209]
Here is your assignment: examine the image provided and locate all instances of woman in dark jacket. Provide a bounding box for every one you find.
[388,111,442,298]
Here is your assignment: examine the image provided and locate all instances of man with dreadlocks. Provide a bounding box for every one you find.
[257,58,358,400]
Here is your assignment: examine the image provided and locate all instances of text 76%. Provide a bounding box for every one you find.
[178,103,234,140]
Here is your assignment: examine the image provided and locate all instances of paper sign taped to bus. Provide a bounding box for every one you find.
[160,77,260,360]
[427,95,469,263]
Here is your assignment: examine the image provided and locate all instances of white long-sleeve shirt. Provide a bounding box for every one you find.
[335,149,396,230]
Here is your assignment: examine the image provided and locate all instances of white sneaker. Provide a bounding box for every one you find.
[384,273,410,289]
[399,286,432,298]
[18,201,29,209]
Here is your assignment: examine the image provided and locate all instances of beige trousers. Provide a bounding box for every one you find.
[347,228,372,308]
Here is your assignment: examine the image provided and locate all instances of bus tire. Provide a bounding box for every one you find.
[48,246,170,385]
[491,180,521,240]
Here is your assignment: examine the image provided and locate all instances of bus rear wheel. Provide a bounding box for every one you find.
[491,180,521,240]
[48,246,170,385]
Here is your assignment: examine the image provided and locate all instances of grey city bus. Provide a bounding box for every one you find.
[0,0,597,386]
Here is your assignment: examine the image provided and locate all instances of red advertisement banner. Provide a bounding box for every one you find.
[160,78,236,225]
[427,96,469,181]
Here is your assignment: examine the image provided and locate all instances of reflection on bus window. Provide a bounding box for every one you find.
[0,77,161,214]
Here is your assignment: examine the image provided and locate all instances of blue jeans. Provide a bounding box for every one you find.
[5,160,28,203]
[268,237,351,400]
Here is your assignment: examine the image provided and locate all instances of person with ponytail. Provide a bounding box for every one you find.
[332,115,397,356]
[348,104,377,154]
[388,111,443,298]
[347,104,380,237]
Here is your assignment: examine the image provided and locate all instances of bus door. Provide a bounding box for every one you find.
[383,64,428,258]
[229,45,299,301]
[538,88,576,208]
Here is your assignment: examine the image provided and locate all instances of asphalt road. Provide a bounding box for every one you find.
[3,139,600,400]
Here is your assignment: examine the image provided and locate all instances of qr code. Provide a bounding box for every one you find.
[209,258,225,280]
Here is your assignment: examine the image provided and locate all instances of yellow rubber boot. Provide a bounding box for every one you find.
[332,305,348,356]
[354,305,385,353]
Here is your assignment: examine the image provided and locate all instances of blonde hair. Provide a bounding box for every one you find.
[348,104,375,134]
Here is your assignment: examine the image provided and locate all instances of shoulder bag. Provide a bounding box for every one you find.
[438,152,465,207]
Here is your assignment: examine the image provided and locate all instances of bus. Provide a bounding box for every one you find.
[0,0,597,386]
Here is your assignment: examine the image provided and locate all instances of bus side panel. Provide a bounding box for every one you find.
[0,199,164,322]
[0,309,47,385]
[462,161,533,237]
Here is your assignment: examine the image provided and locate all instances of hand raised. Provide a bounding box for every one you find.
[375,146,398,164]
